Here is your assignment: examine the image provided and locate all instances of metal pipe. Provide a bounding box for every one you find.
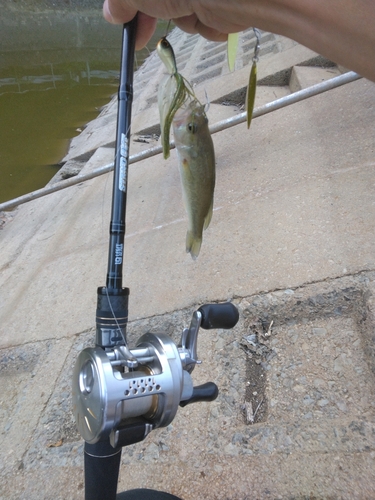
[211,70,361,134]
[0,162,114,211]
[0,71,361,212]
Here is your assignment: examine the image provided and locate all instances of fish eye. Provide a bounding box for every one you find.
[187,122,198,134]
[160,37,170,49]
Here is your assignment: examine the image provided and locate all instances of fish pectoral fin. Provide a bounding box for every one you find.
[186,230,202,260]
[181,158,194,181]
[203,200,214,230]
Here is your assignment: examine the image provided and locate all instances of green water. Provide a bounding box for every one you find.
[0,76,118,203]
[0,5,167,204]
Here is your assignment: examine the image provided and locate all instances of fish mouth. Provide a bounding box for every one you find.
[173,101,204,127]
[172,106,191,127]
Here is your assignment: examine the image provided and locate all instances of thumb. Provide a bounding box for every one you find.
[103,0,136,24]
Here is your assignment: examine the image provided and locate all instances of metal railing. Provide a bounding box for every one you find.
[0,71,361,212]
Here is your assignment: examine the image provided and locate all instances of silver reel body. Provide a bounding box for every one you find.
[72,303,239,448]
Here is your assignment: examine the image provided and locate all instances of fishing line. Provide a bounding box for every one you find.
[142,45,152,58]
[101,171,111,240]
[101,122,132,346]
[165,20,172,37]
[134,53,139,72]
[105,287,127,346]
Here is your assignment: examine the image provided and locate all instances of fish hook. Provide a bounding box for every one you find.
[253,28,261,62]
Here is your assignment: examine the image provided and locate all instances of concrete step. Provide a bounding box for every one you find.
[61,28,323,163]
[289,65,342,92]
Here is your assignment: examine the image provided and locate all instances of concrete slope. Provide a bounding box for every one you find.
[1,76,374,347]
[1,28,375,500]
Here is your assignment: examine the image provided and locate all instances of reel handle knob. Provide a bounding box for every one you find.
[198,303,239,330]
[179,382,219,407]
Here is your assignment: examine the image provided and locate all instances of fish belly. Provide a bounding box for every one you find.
[178,144,215,259]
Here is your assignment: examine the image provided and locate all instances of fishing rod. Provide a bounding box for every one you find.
[80,18,137,500]
[72,18,239,500]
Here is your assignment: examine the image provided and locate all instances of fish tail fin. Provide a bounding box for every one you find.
[186,230,202,260]
[203,200,214,230]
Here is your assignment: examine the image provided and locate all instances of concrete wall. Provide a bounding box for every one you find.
[0,1,121,65]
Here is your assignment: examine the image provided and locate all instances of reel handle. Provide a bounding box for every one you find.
[179,382,219,408]
[198,302,239,330]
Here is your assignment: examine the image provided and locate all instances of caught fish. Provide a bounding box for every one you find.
[157,35,216,258]
[172,99,215,259]
[157,37,194,159]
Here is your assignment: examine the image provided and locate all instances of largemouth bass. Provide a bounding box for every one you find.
[172,99,215,259]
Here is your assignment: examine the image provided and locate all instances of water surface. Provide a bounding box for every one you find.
[0,3,165,204]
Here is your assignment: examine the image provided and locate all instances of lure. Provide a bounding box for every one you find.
[157,37,195,159]
[227,29,261,129]
[227,32,239,72]
[246,29,261,129]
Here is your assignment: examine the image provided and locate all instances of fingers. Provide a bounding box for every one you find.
[135,13,158,50]
[103,0,194,24]
[103,1,157,49]
[103,0,227,47]
[173,15,228,42]
[103,0,136,24]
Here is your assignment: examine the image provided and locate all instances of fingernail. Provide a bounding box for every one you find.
[103,0,114,22]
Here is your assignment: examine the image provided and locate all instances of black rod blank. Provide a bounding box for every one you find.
[106,18,137,291]
[87,18,137,500]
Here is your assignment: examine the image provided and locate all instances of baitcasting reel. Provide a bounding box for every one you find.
[72,302,239,449]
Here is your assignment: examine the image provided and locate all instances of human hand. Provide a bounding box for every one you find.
[102,0,261,49]
[103,0,375,82]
